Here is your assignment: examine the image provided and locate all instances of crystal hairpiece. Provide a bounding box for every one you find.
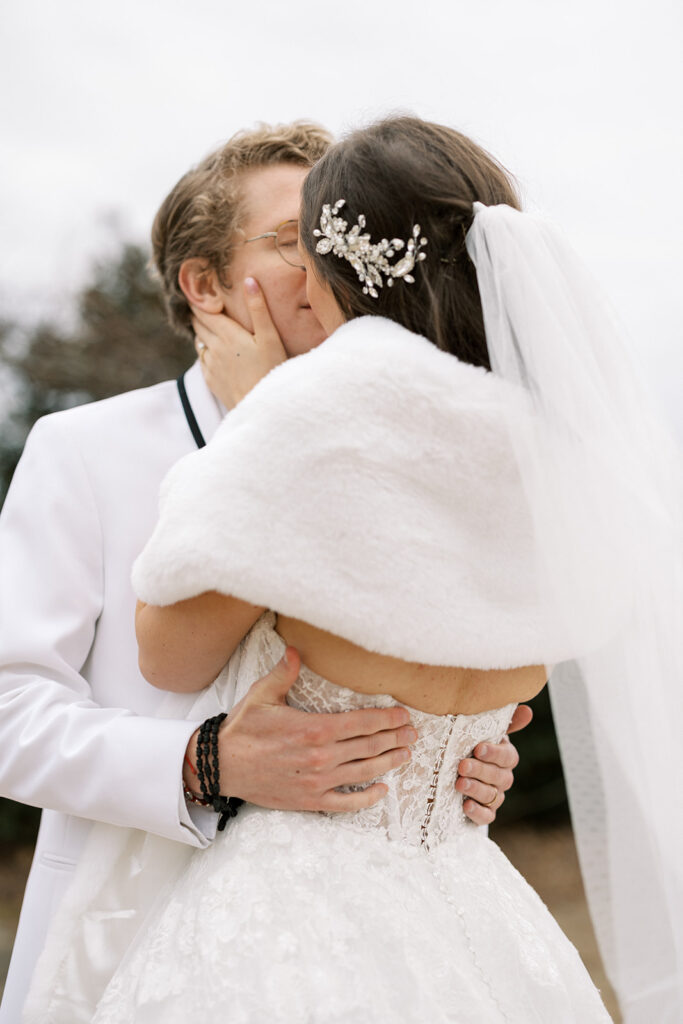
[313,199,427,298]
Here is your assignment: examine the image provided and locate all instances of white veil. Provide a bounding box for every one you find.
[466,203,683,1023]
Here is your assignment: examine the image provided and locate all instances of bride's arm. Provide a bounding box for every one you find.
[136,593,265,692]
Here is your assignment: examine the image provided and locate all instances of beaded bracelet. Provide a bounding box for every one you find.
[183,781,211,808]
[195,713,244,831]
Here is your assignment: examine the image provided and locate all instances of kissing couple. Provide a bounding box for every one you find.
[7,115,683,1023]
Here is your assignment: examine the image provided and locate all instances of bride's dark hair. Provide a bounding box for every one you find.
[300,116,520,370]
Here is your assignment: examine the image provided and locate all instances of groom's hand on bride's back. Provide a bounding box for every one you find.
[185,651,531,822]
[455,704,532,826]
[193,647,417,812]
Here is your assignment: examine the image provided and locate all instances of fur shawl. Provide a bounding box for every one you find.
[133,316,608,668]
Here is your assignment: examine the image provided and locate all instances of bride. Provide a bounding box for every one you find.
[26,117,682,1023]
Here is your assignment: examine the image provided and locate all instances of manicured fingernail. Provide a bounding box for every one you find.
[479,745,488,757]
[463,780,471,791]
[244,277,258,295]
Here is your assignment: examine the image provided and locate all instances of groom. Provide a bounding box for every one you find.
[0,121,525,1018]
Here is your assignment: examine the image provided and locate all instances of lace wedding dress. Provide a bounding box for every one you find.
[88,614,610,1024]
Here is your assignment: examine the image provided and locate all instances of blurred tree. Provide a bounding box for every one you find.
[0,242,193,502]
[0,800,40,844]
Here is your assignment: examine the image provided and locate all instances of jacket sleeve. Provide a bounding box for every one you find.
[0,415,212,846]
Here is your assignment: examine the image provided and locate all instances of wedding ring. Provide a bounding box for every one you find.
[482,787,498,808]
[197,342,208,363]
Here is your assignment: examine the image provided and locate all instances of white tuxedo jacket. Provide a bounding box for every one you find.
[0,363,222,1020]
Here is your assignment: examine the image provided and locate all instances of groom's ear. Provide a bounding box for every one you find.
[178,259,226,313]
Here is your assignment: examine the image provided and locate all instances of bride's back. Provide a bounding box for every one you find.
[277,614,546,716]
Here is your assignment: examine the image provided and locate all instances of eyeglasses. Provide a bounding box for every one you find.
[243,219,304,269]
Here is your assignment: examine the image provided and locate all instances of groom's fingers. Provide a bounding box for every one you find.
[455,736,520,825]
[251,647,302,703]
[469,737,519,771]
[461,792,504,827]
[457,758,514,791]
[457,777,504,810]
[335,725,418,766]
[321,782,389,812]
[217,675,416,811]
[330,747,413,788]
[325,705,412,741]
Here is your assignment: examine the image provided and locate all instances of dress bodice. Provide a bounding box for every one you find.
[227,614,516,850]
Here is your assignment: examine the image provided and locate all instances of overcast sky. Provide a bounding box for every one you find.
[2,0,681,429]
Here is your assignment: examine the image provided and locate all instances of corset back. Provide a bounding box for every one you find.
[228,614,516,850]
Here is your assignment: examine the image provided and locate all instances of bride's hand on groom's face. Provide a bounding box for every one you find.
[191,279,287,409]
[456,704,532,826]
[203,647,418,813]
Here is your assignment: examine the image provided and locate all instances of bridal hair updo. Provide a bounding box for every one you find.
[299,117,520,369]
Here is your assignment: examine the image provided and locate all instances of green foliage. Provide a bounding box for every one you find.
[0,798,41,845]
[0,242,193,503]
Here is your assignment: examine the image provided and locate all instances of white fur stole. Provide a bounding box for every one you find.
[133,316,610,668]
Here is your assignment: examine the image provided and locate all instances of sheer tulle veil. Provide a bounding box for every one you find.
[466,203,683,1023]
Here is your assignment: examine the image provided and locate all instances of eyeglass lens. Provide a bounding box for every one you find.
[276,221,304,268]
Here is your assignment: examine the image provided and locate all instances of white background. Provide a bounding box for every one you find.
[1,0,681,429]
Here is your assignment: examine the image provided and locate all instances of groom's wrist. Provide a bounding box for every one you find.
[183,728,202,797]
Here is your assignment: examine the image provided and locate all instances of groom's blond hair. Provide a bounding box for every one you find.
[152,121,332,338]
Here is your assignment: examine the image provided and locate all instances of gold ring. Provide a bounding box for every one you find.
[198,344,208,363]
[481,787,498,808]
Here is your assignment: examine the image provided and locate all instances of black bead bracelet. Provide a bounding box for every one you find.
[196,713,244,831]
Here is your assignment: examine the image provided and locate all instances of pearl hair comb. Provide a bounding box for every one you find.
[313,199,427,298]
